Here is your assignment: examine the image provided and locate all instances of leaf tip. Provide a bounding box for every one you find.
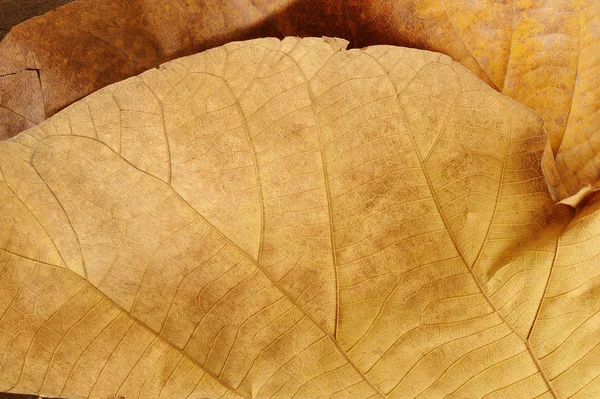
[322,36,349,51]
[557,184,600,208]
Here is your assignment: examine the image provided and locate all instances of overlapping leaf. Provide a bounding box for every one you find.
[0,0,76,40]
[0,0,598,201]
[2,37,600,399]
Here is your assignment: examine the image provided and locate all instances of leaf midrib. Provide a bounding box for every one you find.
[1,248,246,399]
[363,51,561,398]
[21,125,388,397]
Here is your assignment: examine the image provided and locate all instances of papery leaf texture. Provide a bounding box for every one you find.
[2,36,600,399]
[0,0,598,201]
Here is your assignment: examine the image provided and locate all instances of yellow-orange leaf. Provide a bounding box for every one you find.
[3,37,600,399]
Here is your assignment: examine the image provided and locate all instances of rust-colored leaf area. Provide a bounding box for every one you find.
[3,36,600,398]
[0,0,77,40]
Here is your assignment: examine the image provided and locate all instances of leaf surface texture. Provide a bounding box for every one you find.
[1,37,598,399]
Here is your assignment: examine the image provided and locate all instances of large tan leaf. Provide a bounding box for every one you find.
[3,36,599,398]
[1,0,598,202]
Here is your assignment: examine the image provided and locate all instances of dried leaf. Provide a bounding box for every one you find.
[1,0,598,202]
[0,0,496,140]
[0,0,76,40]
[3,36,600,399]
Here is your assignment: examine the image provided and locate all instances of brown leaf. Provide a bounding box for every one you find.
[0,0,76,40]
[5,36,600,399]
[0,392,39,399]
